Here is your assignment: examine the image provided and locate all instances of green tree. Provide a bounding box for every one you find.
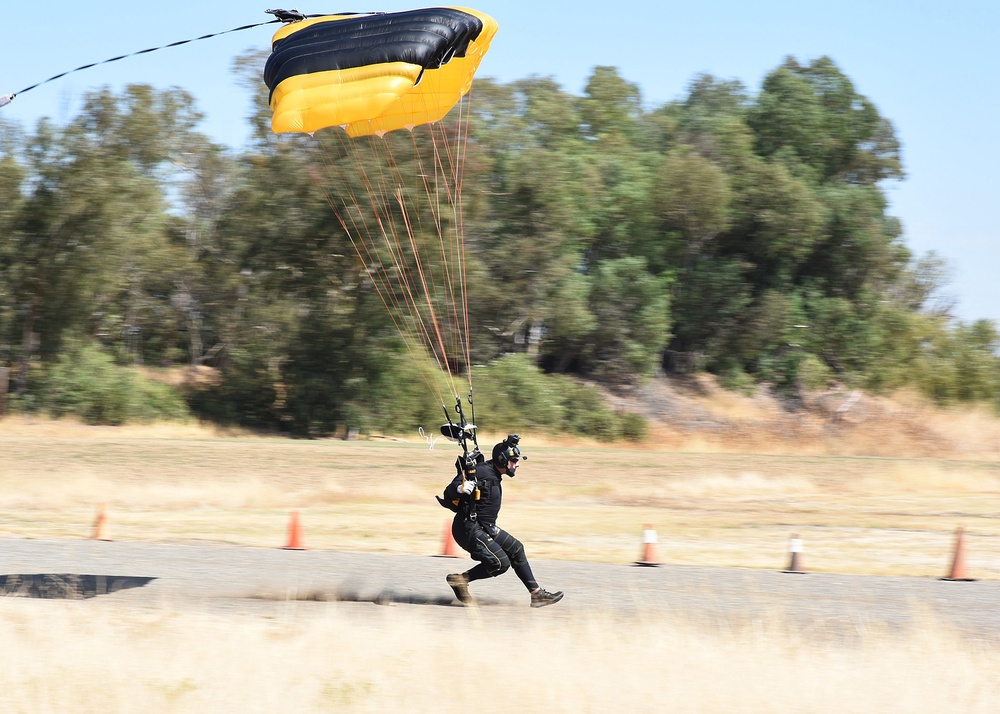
[579,66,643,142]
[652,146,733,268]
[584,258,672,379]
[748,57,904,184]
[5,55,994,433]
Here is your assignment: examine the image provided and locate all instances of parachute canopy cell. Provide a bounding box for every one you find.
[263,7,497,136]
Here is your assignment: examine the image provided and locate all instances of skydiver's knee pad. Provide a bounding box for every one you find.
[482,538,511,575]
[467,524,511,576]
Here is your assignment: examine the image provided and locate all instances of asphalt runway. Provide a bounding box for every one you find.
[3,538,998,640]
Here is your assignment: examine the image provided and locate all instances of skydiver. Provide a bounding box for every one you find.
[441,434,564,608]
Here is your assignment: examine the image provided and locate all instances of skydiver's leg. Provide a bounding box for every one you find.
[492,528,539,592]
[452,520,510,580]
[492,527,562,607]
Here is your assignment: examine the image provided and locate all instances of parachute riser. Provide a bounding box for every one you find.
[441,395,480,457]
[440,390,482,487]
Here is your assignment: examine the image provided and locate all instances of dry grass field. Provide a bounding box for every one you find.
[2,598,999,713]
[3,385,1000,712]
[2,385,1000,578]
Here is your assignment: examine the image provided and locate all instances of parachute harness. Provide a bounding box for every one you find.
[0,10,332,109]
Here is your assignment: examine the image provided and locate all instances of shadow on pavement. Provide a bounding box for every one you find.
[0,574,157,599]
[372,589,484,607]
[253,586,501,607]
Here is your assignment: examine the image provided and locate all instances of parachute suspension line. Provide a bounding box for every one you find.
[432,96,476,394]
[304,102,483,411]
[411,116,469,398]
[322,128,465,403]
[443,112,473,394]
[411,126,464,385]
[441,116,473,395]
[310,138,411,356]
[312,134,449,408]
[308,122,477,416]
[369,134,460,397]
[420,101,474,394]
[393,185,458,393]
[357,139,455,399]
[336,135,417,332]
[400,130,453,373]
[409,127,444,236]
[371,128,462,395]
[456,94,476,390]
[392,120,472,403]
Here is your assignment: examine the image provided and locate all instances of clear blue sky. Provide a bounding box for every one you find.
[2,1,997,325]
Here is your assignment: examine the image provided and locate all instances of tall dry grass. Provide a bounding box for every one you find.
[0,598,996,713]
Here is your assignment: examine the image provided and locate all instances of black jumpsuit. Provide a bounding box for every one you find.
[443,459,539,591]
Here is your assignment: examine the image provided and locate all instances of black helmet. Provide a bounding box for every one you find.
[492,434,524,471]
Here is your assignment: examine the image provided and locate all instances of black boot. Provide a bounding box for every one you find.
[530,588,563,608]
[447,573,475,605]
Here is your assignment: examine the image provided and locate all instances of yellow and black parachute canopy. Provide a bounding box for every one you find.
[263,7,497,136]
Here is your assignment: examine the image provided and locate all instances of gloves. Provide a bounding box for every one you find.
[457,480,476,495]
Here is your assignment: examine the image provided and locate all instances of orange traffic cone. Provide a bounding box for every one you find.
[281,510,307,550]
[90,504,110,541]
[941,526,975,581]
[634,524,660,566]
[434,521,461,558]
[782,534,806,573]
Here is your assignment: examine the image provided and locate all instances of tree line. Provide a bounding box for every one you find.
[0,55,997,436]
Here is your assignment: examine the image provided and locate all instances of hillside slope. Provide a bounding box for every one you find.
[598,375,1000,460]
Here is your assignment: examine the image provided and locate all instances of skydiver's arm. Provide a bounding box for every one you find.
[442,471,466,502]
